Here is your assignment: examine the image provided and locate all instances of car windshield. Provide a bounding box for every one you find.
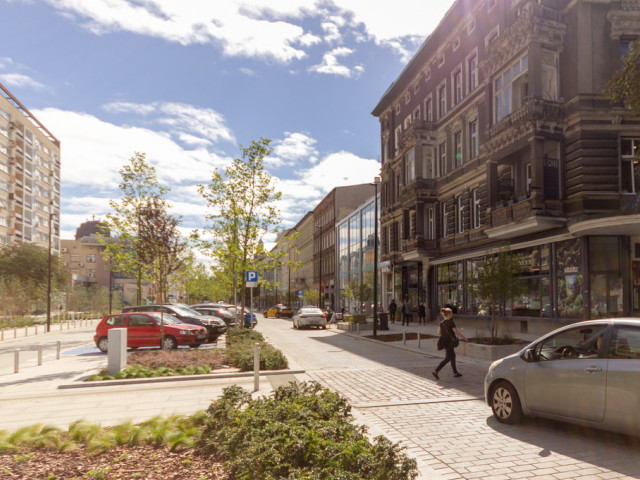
[300,308,323,315]
[149,313,181,325]
[167,304,201,316]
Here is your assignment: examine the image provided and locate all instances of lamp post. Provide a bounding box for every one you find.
[317,224,322,308]
[46,206,55,333]
[372,177,380,337]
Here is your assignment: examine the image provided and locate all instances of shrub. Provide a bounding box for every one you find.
[199,382,418,480]
[225,328,288,371]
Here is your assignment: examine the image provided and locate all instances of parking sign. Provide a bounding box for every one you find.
[246,270,258,287]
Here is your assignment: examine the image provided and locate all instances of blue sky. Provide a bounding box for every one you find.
[1,0,455,248]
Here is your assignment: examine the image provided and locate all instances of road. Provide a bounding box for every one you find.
[258,317,640,480]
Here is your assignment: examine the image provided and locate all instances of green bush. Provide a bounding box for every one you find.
[199,382,418,480]
[345,314,366,323]
[225,328,288,371]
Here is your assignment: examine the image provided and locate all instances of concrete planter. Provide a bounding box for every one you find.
[458,341,524,362]
[336,321,373,332]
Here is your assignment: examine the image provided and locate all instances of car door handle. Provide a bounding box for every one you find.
[585,366,603,374]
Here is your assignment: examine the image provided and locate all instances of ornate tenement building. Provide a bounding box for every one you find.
[0,82,60,252]
[372,0,640,334]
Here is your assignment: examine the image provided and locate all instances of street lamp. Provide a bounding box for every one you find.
[372,176,380,337]
[46,205,55,333]
[316,224,322,308]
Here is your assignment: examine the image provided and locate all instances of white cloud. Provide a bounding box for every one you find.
[308,47,360,78]
[0,73,46,90]
[270,132,318,166]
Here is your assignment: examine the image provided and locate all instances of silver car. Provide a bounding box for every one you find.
[293,307,327,329]
[485,318,640,436]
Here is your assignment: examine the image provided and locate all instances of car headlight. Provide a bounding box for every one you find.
[179,330,193,335]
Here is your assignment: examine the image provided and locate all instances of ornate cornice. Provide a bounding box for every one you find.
[608,8,640,39]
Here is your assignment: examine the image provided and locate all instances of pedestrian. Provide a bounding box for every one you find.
[388,299,397,324]
[432,307,468,379]
[401,297,410,326]
[418,302,426,324]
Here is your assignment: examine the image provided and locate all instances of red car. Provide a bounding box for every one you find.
[94,312,208,352]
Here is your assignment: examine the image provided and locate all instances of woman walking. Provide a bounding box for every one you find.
[432,307,468,379]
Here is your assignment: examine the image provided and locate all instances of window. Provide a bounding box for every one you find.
[469,120,478,159]
[621,138,640,193]
[467,52,478,92]
[413,106,421,120]
[422,145,435,179]
[526,163,533,192]
[424,69,431,81]
[534,325,607,361]
[404,114,412,130]
[106,315,126,326]
[87,254,96,263]
[609,326,640,359]
[453,68,463,105]
[88,269,96,278]
[541,49,558,101]
[467,18,476,34]
[427,207,435,240]
[454,131,463,167]
[438,52,445,67]
[129,314,154,327]
[494,54,528,122]
[453,37,460,51]
[442,203,449,238]
[406,150,415,184]
[472,189,481,229]
[394,125,402,155]
[438,83,447,117]
[439,141,447,177]
[457,196,465,234]
[424,96,433,121]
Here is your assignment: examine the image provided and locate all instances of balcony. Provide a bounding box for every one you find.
[399,178,437,205]
[400,235,438,261]
[485,195,565,239]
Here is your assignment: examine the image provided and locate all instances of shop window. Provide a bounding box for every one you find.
[556,238,583,319]
[621,137,640,193]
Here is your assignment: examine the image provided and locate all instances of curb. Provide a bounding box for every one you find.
[58,369,306,389]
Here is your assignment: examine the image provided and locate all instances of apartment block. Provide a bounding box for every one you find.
[0,82,60,251]
[372,0,640,334]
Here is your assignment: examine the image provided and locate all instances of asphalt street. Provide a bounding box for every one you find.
[1,317,640,479]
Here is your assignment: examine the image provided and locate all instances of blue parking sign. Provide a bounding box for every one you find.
[246,270,258,283]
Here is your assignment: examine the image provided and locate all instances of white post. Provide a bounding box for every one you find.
[250,285,254,329]
[107,328,128,376]
[25,326,28,337]
[57,341,61,360]
[253,342,260,392]
[38,345,43,365]
[403,329,406,345]
[14,349,19,373]
[418,332,421,348]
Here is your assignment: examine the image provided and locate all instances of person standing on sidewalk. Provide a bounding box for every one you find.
[432,307,468,379]
[388,299,397,324]
[401,298,411,326]
[418,302,426,324]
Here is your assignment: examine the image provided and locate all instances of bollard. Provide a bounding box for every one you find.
[418,332,421,348]
[356,322,360,335]
[60,321,63,331]
[14,349,19,373]
[403,329,406,345]
[35,325,38,336]
[253,342,260,392]
[1,328,4,341]
[25,326,28,337]
[38,345,43,365]
[57,340,61,360]
[14,327,17,339]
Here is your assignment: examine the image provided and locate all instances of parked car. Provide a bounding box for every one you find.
[122,304,226,342]
[94,312,207,352]
[190,304,236,328]
[485,318,640,436]
[292,307,327,329]
[264,304,293,318]
[218,305,258,327]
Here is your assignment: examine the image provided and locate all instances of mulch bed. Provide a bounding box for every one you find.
[0,445,227,479]
[127,349,230,369]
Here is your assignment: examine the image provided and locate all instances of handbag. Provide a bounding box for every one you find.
[452,336,460,348]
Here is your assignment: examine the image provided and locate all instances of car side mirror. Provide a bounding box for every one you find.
[524,348,538,363]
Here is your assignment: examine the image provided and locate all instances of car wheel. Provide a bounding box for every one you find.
[161,336,178,350]
[322,325,327,329]
[491,381,523,424]
[97,337,108,353]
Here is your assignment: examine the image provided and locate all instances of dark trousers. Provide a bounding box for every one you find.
[402,312,410,325]
[435,346,458,374]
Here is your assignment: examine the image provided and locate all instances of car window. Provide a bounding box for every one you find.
[128,314,156,327]
[608,326,640,359]
[167,305,200,316]
[106,315,126,326]
[149,313,181,325]
[535,325,607,361]
[300,308,323,315]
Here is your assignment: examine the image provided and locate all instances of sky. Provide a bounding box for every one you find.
[1,0,456,249]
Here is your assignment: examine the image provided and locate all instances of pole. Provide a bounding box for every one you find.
[318,226,323,308]
[373,179,379,337]
[233,270,238,331]
[46,210,53,333]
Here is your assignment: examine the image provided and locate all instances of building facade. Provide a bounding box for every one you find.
[372,0,640,335]
[0,82,60,252]
[314,184,376,311]
[336,193,381,314]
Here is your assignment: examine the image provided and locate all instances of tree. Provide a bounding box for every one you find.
[196,138,282,324]
[341,275,372,314]
[604,38,640,117]
[466,245,526,343]
[100,152,170,305]
[0,243,69,317]
[302,287,320,307]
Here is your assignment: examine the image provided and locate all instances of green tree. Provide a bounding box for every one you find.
[341,275,372,314]
[466,245,526,343]
[0,243,69,317]
[604,38,640,116]
[302,287,319,307]
[196,138,282,323]
[100,152,170,305]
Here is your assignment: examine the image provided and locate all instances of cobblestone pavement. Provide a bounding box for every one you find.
[259,319,640,480]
